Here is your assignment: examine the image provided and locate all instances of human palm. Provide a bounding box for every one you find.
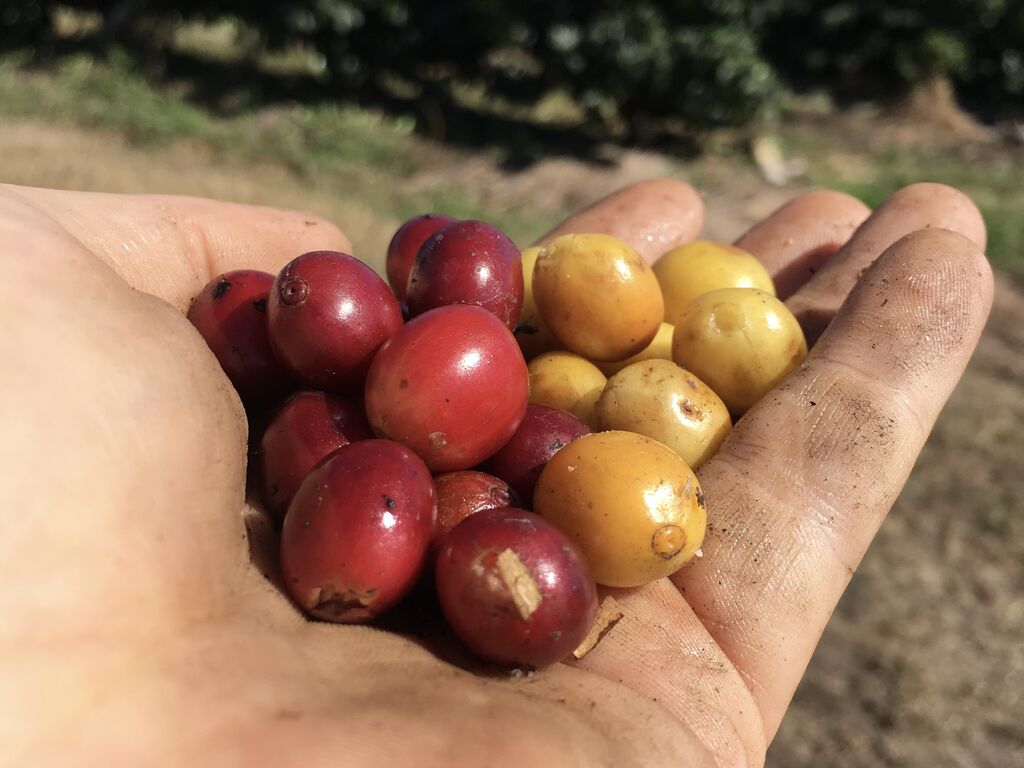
[0,180,991,766]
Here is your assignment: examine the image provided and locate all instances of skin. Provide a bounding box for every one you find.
[734,189,871,300]
[0,179,993,767]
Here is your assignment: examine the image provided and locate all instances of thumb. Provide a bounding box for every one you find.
[3,185,351,311]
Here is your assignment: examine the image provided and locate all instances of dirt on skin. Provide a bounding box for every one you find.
[1,117,1021,767]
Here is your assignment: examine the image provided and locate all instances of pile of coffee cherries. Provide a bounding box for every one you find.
[188,214,807,670]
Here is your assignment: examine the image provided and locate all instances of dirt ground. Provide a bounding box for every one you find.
[2,118,1021,767]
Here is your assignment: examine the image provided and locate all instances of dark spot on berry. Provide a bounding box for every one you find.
[549,438,565,451]
[695,488,706,508]
[252,297,268,313]
[213,278,231,300]
[384,495,396,509]
[399,379,409,389]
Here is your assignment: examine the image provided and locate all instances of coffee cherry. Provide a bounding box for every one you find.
[268,251,402,393]
[365,305,529,472]
[280,439,435,623]
[406,220,524,330]
[535,431,706,588]
[386,214,457,302]
[481,404,591,507]
[435,507,598,669]
[433,470,516,546]
[187,270,291,406]
[259,391,373,522]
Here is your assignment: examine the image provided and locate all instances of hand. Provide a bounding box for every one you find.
[0,181,991,767]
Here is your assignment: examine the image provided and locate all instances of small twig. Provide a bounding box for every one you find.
[573,596,624,659]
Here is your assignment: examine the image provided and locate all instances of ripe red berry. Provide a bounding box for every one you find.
[280,439,436,623]
[259,391,373,523]
[187,270,291,406]
[386,214,457,302]
[365,305,529,472]
[435,507,598,669]
[433,470,516,547]
[482,404,592,507]
[267,251,402,393]
[406,220,524,330]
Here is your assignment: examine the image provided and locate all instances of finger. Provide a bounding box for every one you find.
[673,228,993,737]
[3,184,351,311]
[733,190,871,299]
[534,179,705,263]
[786,183,986,344]
[571,581,767,768]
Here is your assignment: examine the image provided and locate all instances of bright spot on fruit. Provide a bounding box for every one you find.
[338,298,356,318]
[459,349,483,372]
[765,311,783,331]
[533,560,561,590]
[642,483,679,524]
[381,511,397,529]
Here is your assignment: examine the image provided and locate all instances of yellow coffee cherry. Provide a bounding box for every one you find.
[596,322,675,376]
[527,351,607,429]
[672,287,807,414]
[654,241,775,326]
[532,234,663,362]
[514,246,559,361]
[534,431,706,588]
[595,359,731,469]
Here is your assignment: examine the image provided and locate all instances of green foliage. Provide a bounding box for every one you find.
[762,0,1024,108]
[6,1,1024,131]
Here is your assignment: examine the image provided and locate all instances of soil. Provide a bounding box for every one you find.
[1,117,1021,768]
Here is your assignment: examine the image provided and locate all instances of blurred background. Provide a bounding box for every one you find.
[1,2,1021,765]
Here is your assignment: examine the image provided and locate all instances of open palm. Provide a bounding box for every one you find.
[0,180,991,767]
